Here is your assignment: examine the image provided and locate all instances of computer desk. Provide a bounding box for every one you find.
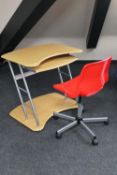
[2,43,82,131]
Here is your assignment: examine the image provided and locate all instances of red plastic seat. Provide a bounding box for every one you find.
[53,57,112,98]
[53,57,112,145]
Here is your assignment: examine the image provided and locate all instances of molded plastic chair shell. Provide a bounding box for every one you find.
[53,57,112,98]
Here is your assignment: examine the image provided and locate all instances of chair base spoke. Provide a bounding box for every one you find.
[83,117,109,123]
[56,120,78,137]
[54,111,109,145]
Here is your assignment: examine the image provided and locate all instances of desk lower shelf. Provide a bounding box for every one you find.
[10,93,77,131]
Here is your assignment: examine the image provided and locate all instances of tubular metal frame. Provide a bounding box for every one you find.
[57,64,72,82]
[57,65,72,98]
[8,61,73,127]
[8,61,28,119]
[18,64,39,126]
[8,61,39,125]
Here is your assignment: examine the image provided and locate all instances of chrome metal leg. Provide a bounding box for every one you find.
[53,112,75,121]
[58,67,64,83]
[80,120,96,139]
[57,64,73,99]
[83,117,108,123]
[54,100,107,145]
[8,61,28,119]
[67,64,72,79]
[57,67,67,99]
[58,64,73,83]
[18,65,39,126]
[56,120,78,136]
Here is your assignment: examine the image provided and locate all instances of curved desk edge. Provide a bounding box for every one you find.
[1,43,82,67]
[9,93,78,131]
[31,55,78,73]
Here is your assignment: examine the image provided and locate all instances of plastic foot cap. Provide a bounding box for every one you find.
[56,131,62,139]
[92,138,98,145]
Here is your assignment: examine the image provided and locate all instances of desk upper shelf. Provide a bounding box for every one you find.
[32,55,78,73]
[1,43,82,67]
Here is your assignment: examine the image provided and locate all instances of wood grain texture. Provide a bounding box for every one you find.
[10,93,78,131]
[2,43,82,67]
[32,55,78,73]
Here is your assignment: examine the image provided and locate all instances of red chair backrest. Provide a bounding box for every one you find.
[79,57,112,96]
[104,57,112,83]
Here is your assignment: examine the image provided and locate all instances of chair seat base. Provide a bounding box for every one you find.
[53,112,109,145]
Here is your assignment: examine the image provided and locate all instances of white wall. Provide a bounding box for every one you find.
[0,0,22,32]
[18,0,95,51]
[0,0,117,60]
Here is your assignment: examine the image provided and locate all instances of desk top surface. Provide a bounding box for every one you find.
[2,43,82,67]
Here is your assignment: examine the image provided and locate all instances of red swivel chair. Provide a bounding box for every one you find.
[53,57,112,145]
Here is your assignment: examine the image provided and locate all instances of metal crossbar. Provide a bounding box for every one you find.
[59,71,70,77]
[18,86,28,94]
[15,70,36,80]
[57,65,72,83]
[57,65,73,98]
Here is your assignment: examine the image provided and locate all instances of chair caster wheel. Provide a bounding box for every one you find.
[53,116,59,120]
[92,138,98,145]
[56,132,62,139]
[104,119,109,125]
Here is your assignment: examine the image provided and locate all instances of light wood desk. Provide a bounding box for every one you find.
[2,43,82,131]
